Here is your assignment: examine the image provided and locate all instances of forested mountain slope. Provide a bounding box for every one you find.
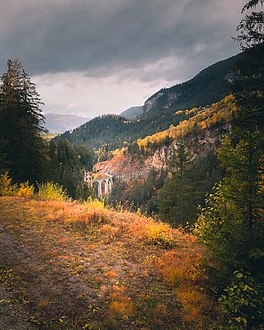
[58,46,261,151]
[94,96,235,221]
[60,114,138,150]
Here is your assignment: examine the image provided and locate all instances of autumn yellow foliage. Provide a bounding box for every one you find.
[137,95,236,152]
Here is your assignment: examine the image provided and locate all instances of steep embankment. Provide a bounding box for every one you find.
[0,197,221,329]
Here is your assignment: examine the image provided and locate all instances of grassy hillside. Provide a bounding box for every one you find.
[0,196,221,329]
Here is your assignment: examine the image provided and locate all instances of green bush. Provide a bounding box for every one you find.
[37,182,68,201]
[0,172,17,196]
[219,271,264,329]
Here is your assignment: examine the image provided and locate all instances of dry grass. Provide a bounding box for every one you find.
[0,196,221,329]
[109,297,134,319]
[153,249,220,328]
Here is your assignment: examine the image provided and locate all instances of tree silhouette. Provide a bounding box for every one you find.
[0,59,48,183]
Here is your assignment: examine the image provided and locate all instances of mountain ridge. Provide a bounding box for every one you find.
[45,113,90,133]
[120,106,143,118]
[57,46,262,152]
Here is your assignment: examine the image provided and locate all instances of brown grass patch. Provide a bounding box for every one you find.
[109,297,134,319]
[0,196,221,329]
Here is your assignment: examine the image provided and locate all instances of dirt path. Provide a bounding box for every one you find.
[0,284,35,330]
[0,221,35,329]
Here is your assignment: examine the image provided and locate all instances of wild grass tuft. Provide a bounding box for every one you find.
[17,181,34,197]
[0,172,17,196]
[37,182,68,201]
[146,222,175,249]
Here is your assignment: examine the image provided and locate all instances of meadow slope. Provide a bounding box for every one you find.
[0,197,221,329]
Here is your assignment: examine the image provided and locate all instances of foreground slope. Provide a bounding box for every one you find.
[0,197,221,329]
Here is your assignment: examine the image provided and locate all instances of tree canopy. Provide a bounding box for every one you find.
[236,0,264,49]
[0,59,48,183]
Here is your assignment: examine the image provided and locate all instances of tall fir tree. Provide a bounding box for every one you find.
[0,59,48,183]
[157,138,193,226]
[195,2,264,326]
[235,0,264,49]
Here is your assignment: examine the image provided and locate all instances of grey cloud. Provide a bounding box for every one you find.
[0,0,245,82]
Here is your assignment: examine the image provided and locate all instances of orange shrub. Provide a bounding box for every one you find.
[154,250,204,286]
[109,297,134,319]
[100,224,119,238]
[176,284,214,325]
[106,270,118,278]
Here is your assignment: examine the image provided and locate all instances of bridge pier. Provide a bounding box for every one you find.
[84,171,113,199]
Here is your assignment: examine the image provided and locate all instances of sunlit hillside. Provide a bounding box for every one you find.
[0,196,221,329]
[94,95,236,179]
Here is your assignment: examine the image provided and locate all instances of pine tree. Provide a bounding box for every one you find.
[0,59,48,183]
[158,145,224,227]
[49,139,93,199]
[194,5,264,325]
[235,0,264,49]
[195,132,264,270]
[158,138,193,226]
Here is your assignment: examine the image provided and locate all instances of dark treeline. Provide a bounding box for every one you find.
[0,59,93,199]
[194,1,264,326]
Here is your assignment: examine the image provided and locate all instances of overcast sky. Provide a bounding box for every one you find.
[0,0,246,118]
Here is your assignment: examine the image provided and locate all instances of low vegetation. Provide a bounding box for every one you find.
[0,192,221,329]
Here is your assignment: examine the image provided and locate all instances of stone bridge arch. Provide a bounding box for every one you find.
[83,170,113,199]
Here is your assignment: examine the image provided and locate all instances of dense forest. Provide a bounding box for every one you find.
[0,60,94,199]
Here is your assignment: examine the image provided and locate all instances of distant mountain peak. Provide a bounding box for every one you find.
[45,113,90,133]
[120,106,143,119]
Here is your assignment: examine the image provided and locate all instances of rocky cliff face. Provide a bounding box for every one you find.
[142,92,165,113]
[94,121,230,184]
[93,93,235,187]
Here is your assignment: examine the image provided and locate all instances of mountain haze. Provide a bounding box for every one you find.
[120,106,143,118]
[45,113,90,133]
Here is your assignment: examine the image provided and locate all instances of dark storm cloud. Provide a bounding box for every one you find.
[0,0,245,81]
